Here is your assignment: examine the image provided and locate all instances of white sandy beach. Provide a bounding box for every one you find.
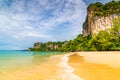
[68,51,120,80]
[0,51,120,80]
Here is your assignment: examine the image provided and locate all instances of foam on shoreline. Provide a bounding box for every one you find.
[68,52,120,80]
[48,53,83,80]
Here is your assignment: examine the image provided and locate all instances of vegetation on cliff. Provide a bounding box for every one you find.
[88,1,120,16]
[30,16,120,51]
[61,17,120,51]
[29,1,120,51]
[29,41,68,51]
[91,17,120,51]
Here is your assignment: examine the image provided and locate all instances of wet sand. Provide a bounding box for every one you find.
[0,55,62,80]
[1,52,120,80]
[68,52,120,80]
[0,53,82,80]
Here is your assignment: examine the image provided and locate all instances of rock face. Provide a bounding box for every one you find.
[46,44,59,51]
[33,42,42,49]
[30,41,68,51]
[83,7,120,36]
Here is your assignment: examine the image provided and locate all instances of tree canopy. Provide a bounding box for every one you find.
[88,1,120,16]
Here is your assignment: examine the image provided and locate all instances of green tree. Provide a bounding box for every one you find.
[91,31,113,50]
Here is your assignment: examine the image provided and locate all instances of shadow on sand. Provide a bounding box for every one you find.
[68,53,120,80]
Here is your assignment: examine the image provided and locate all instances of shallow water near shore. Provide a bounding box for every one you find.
[0,51,60,71]
[0,51,120,80]
[0,51,65,80]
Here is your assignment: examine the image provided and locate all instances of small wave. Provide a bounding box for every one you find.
[48,53,83,80]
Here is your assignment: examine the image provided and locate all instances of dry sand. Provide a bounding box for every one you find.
[68,52,120,80]
[1,52,120,80]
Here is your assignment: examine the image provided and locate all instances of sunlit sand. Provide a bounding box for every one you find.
[68,51,120,80]
[0,51,120,80]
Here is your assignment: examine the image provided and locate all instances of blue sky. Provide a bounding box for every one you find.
[0,0,110,50]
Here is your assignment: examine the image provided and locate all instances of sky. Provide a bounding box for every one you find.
[0,0,110,50]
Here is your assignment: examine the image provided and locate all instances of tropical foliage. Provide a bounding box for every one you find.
[30,1,120,51]
[61,17,120,51]
[30,17,120,51]
[29,41,67,51]
[88,1,120,16]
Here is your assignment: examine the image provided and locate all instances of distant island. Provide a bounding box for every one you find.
[29,1,120,51]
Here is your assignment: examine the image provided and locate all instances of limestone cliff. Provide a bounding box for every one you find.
[29,41,68,51]
[33,42,42,49]
[83,1,120,36]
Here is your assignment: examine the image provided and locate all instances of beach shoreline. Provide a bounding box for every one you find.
[68,52,120,80]
[0,54,62,80]
[0,51,120,80]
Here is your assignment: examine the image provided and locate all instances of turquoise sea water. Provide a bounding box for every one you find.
[0,51,62,73]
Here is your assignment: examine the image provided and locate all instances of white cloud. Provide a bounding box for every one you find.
[0,0,88,50]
